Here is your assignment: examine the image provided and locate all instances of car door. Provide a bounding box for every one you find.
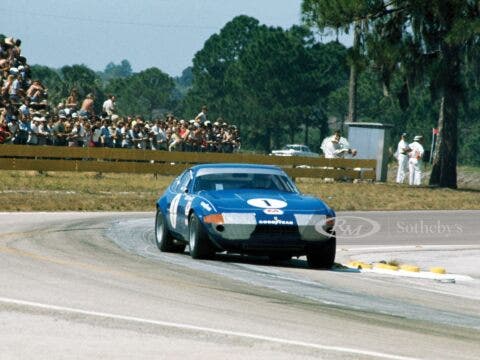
[175,170,193,238]
[166,170,192,239]
[165,171,187,237]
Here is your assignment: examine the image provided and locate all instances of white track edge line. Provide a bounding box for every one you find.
[0,296,420,360]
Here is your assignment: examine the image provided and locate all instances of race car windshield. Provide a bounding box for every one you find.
[194,172,298,193]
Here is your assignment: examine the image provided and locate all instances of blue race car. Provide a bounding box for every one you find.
[155,163,336,268]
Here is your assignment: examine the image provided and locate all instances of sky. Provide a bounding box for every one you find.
[2,0,351,77]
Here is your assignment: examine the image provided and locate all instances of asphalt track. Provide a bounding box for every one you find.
[0,211,479,359]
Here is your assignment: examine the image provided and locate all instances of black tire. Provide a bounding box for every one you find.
[306,236,336,269]
[155,209,186,253]
[188,213,214,259]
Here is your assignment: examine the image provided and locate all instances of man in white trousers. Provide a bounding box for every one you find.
[408,135,425,186]
[396,132,410,184]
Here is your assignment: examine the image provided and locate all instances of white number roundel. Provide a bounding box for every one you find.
[247,198,287,209]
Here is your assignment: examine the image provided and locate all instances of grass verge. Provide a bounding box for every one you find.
[0,170,479,212]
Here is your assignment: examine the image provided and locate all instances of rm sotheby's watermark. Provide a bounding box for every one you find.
[314,216,464,240]
[395,220,463,235]
[315,216,381,240]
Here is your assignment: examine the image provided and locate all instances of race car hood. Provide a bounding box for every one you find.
[198,190,331,214]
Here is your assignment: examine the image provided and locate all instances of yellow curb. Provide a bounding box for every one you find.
[360,263,373,270]
[347,261,372,270]
[400,264,420,272]
[373,263,399,271]
[430,267,446,274]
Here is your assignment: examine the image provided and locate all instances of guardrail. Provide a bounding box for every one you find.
[0,145,376,180]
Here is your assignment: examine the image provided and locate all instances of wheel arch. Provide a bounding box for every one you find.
[188,205,223,252]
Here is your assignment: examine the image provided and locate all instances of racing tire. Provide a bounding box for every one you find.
[306,236,336,269]
[155,209,186,253]
[188,213,214,259]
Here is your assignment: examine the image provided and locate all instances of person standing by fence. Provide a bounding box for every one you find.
[408,135,425,186]
[395,132,410,184]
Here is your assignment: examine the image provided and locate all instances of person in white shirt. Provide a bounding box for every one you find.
[91,119,103,147]
[102,94,116,116]
[194,105,208,124]
[395,132,410,184]
[321,131,357,159]
[408,135,425,186]
[7,117,19,143]
[69,121,86,147]
[28,117,40,145]
[150,120,167,150]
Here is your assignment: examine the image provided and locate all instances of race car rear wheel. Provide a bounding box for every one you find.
[155,209,186,253]
[306,236,336,269]
[189,213,214,259]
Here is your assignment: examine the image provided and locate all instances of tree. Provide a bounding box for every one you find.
[61,65,101,93]
[225,26,348,152]
[60,64,104,112]
[101,59,133,83]
[172,67,193,106]
[175,66,193,89]
[180,15,348,151]
[458,62,480,166]
[302,0,480,188]
[181,15,262,119]
[347,21,361,123]
[301,2,370,124]
[106,67,175,118]
[30,64,104,112]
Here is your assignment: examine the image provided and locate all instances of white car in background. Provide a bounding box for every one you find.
[270,144,319,157]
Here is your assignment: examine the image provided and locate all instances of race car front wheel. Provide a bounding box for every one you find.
[189,213,214,259]
[306,236,336,269]
[155,209,186,253]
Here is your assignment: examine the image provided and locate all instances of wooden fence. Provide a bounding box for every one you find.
[0,145,376,180]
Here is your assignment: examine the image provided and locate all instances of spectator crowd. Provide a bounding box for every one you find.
[1,35,241,153]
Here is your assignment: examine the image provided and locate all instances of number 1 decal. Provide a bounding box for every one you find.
[247,198,287,209]
[169,194,182,229]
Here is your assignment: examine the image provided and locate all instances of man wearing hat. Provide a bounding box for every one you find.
[395,132,410,184]
[408,135,425,186]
